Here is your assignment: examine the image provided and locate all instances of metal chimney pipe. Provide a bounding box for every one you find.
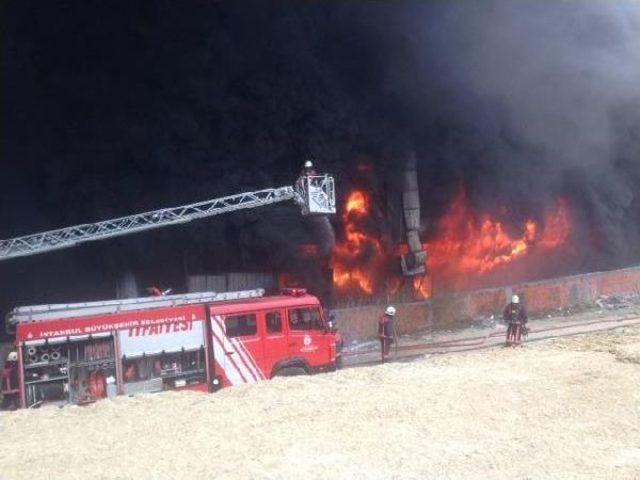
[401,153,427,276]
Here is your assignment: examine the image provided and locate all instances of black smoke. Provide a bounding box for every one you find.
[406,2,640,277]
[2,1,640,309]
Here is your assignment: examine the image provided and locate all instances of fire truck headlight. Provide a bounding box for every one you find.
[212,378,220,385]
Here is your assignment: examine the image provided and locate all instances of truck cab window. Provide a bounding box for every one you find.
[266,311,282,334]
[225,314,257,337]
[288,307,323,331]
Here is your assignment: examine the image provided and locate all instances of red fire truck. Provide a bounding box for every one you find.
[2,288,341,409]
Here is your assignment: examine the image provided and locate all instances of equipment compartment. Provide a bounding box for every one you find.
[23,343,69,408]
[22,335,116,407]
[122,347,206,392]
[67,337,116,404]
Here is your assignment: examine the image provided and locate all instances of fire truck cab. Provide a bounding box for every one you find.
[4,288,341,409]
[209,288,340,386]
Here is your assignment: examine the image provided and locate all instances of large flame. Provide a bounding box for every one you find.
[413,275,433,299]
[331,190,383,295]
[426,190,571,284]
[331,187,571,299]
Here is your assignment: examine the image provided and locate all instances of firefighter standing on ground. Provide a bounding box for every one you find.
[504,294,528,346]
[379,306,396,361]
[1,351,20,410]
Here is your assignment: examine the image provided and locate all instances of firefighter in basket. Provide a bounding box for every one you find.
[296,159,317,194]
[301,159,317,177]
[504,294,528,347]
[379,306,396,362]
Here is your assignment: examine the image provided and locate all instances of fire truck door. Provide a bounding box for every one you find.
[213,313,264,385]
[261,310,287,378]
[286,306,327,364]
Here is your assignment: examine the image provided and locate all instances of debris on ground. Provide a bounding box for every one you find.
[595,294,640,311]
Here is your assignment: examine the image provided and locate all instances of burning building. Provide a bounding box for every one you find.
[325,157,574,307]
[3,1,640,317]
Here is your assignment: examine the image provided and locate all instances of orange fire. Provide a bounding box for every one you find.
[386,276,402,295]
[332,266,374,295]
[331,186,571,299]
[331,190,384,295]
[413,275,433,299]
[538,198,571,249]
[426,189,571,284]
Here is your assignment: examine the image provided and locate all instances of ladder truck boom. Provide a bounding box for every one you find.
[0,174,335,261]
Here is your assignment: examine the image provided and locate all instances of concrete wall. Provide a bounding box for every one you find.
[334,264,640,344]
[518,265,640,314]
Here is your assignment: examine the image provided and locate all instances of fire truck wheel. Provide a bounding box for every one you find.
[274,366,308,377]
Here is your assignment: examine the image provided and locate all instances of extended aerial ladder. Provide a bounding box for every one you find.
[0,174,335,261]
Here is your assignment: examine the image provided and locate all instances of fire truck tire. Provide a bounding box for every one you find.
[274,366,308,377]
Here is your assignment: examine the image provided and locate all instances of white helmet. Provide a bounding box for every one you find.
[512,294,520,304]
[7,351,17,362]
[385,306,396,316]
[304,160,313,168]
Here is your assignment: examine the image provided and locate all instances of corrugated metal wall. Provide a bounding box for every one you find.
[187,272,278,293]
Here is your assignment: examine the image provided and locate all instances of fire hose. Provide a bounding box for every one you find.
[486,317,626,338]
[343,315,640,361]
[37,346,50,363]
[25,345,66,363]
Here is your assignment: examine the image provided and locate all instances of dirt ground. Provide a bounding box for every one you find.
[2,326,640,480]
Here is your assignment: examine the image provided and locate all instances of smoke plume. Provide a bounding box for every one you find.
[2,1,640,307]
[403,2,640,273]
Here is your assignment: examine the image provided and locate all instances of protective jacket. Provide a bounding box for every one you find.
[503,303,528,325]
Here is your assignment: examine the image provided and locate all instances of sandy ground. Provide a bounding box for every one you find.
[2,326,640,480]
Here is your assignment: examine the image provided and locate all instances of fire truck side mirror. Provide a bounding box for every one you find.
[326,313,337,333]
